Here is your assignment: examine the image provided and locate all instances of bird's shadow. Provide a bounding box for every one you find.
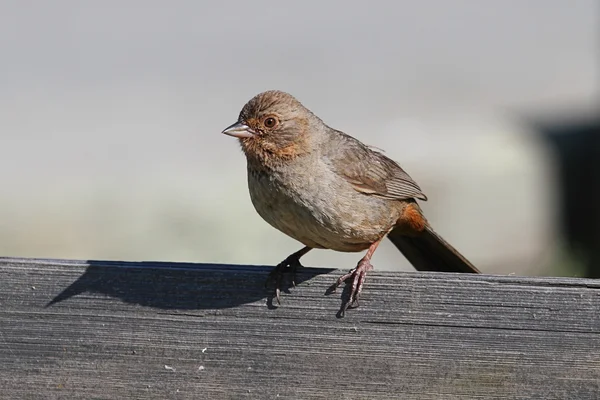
[46,260,336,310]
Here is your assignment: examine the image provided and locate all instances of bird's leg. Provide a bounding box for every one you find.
[327,239,381,315]
[267,246,312,304]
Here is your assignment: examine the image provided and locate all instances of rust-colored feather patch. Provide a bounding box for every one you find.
[400,203,427,233]
[241,134,308,170]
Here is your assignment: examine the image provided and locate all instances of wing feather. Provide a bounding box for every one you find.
[326,130,427,201]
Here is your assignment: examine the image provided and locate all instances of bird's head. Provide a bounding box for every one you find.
[222,90,315,165]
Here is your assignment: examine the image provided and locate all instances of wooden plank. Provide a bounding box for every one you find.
[1,257,599,399]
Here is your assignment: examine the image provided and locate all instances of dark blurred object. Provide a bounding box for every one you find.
[538,114,600,278]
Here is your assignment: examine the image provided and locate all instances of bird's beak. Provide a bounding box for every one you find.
[222,122,256,138]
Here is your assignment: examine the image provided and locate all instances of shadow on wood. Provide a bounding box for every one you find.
[45,259,335,310]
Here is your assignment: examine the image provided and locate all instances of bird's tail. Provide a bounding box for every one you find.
[387,225,480,273]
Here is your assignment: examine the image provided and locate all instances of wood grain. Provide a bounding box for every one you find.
[1,257,599,399]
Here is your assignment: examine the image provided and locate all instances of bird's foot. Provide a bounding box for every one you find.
[326,258,373,316]
[266,254,304,305]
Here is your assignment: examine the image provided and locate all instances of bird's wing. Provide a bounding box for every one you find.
[326,130,427,201]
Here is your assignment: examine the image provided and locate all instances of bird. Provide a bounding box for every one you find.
[222,90,479,315]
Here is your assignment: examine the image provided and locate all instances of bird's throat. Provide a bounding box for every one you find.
[240,135,308,170]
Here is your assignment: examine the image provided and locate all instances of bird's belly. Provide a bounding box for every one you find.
[247,167,398,252]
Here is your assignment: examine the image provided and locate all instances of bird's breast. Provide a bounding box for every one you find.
[246,159,400,252]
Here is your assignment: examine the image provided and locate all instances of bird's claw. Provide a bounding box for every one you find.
[327,259,373,317]
[266,255,304,304]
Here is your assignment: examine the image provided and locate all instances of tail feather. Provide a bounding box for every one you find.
[387,225,480,273]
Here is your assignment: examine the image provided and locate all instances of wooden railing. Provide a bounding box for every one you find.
[1,257,599,399]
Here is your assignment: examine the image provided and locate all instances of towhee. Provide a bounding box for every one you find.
[223,90,479,315]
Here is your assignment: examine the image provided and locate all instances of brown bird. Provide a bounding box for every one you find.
[222,90,479,314]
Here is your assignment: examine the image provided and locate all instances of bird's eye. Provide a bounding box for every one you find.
[263,117,277,128]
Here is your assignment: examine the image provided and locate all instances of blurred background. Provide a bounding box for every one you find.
[0,1,598,277]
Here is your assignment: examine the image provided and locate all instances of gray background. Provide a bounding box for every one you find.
[1,1,597,275]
